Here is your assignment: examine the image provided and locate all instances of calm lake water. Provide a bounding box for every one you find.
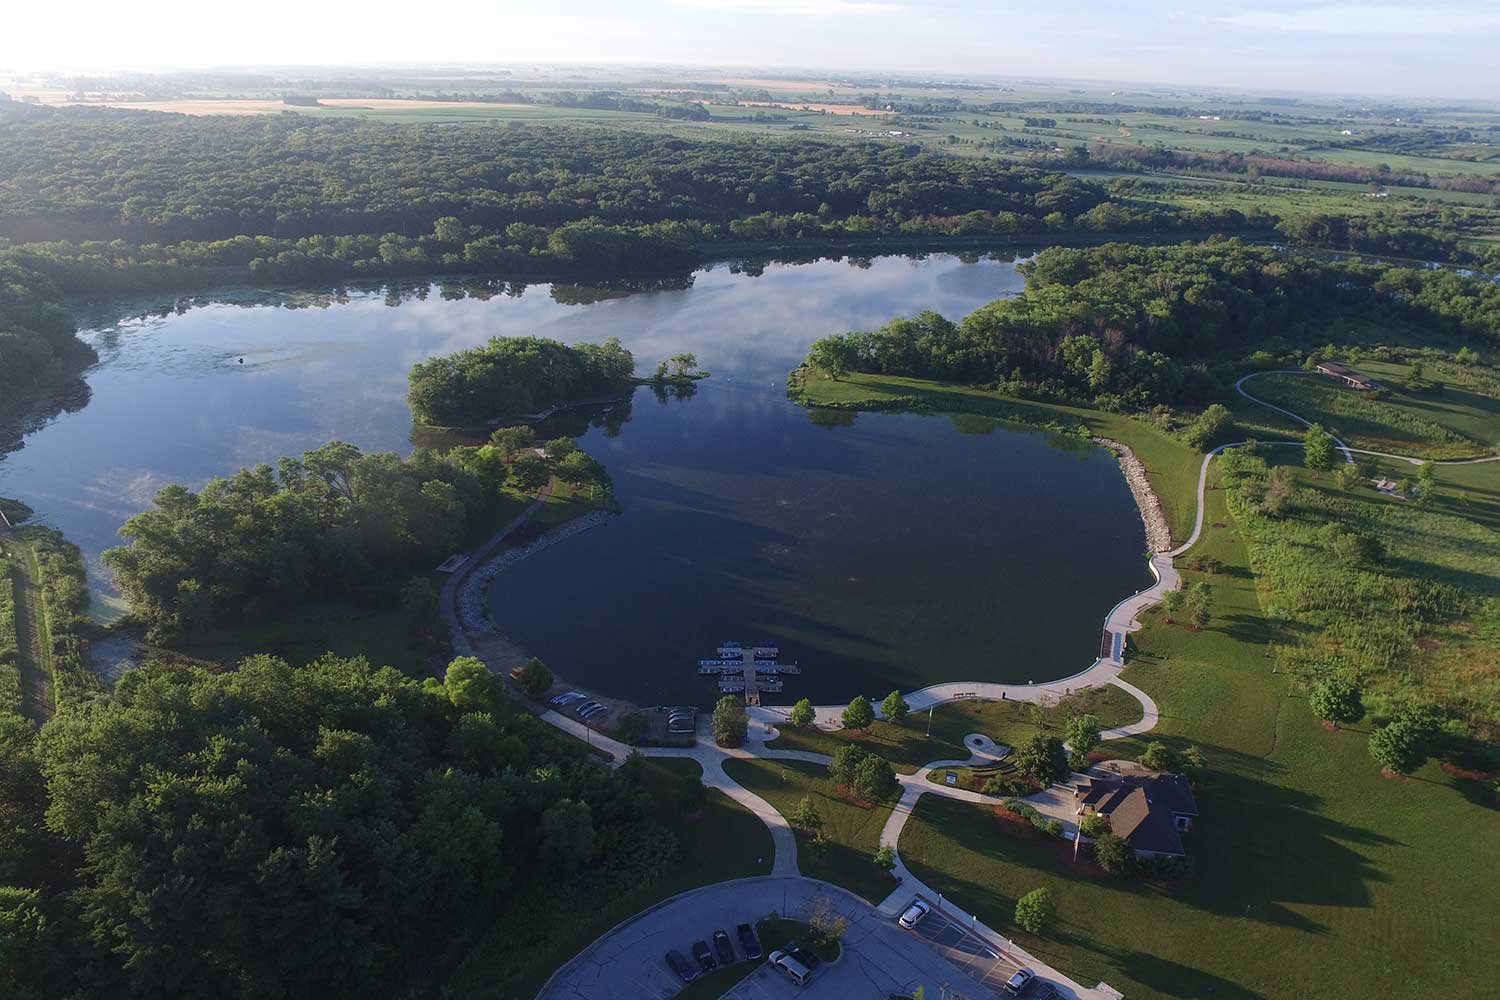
[0,254,1152,700]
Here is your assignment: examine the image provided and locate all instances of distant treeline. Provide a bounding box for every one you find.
[0,110,1109,243]
[1084,141,1500,196]
[801,240,1500,409]
[407,336,636,427]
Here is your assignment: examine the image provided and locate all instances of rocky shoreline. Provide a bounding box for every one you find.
[1093,437,1174,553]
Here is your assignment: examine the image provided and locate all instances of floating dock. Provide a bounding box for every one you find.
[699,640,799,706]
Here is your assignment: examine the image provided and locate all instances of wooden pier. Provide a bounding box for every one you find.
[698,641,799,707]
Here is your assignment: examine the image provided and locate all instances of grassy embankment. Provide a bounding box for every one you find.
[722,757,898,904]
[792,371,1203,543]
[1248,365,1500,460]
[448,758,773,1000]
[767,686,1143,774]
[798,368,1500,997]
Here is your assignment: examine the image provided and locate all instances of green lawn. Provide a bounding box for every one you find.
[899,474,1500,1000]
[768,686,1142,774]
[448,758,773,1000]
[1249,371,1498,459]
[794,372,1203,544]
[722,757,898,904]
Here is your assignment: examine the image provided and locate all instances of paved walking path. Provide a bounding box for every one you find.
[514,370,1500,999]
[439,481,554,659]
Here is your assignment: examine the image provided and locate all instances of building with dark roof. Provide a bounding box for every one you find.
[1076,768,1199,858]
[1315,361,1378,390]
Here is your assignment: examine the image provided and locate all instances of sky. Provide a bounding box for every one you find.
[3,1,1497,100]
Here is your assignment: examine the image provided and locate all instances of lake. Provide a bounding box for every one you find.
[0,253,1152,701]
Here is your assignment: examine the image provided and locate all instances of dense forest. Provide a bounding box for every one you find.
[102,436,608,639]
[406,335,636,426]
[801,240,1500,408]
[0,651,692,999]
[0,258,96,397]
[0,110,1107,243]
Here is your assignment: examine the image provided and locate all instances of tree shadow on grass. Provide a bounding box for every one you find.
[1053,930,1267,1000]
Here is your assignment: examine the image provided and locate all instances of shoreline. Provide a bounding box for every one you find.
[1093,436,1175,553]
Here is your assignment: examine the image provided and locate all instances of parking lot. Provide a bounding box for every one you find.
[538,878,1018,1000]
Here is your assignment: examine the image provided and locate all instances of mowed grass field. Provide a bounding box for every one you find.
[899,481,1500,1000]
[767,685,1143,772]
[1247,368,1500,459]
[722,757,898,904]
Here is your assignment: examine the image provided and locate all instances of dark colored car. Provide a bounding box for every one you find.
[665,949,697,983]
[712,929,736,965]
[786,941,821,970]
[736,921,762,959]
[1029,983,1061,1000]
[691,939,718,973]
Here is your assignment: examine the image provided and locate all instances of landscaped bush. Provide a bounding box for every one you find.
[981,773,1034,797]
[1002,797,1063,838]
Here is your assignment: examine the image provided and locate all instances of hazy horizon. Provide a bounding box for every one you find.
[4,1,1499,102]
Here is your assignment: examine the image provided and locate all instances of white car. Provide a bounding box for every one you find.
[1003,967,1036,996]
[897,899,931,929]
[551,692,586,707]
[580,704,609,719]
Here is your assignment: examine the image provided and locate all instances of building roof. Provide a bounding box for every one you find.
[1080,771,1198,856]
[1315,361,1376,385]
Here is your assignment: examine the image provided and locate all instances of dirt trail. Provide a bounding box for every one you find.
[2,538,53,721]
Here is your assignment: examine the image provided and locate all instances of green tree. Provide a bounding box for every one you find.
[1369,720,1426,775]
[1303,423,1339,472]
[842,694,876,732]
[1139,740,1178,772]
[1092,832,1136,878]
[788,698,816,728]
[1310,676,1364,728]
[881,689,910,724]
[517,657,553,698]
[788,796,824,834]
[1013,887,1056,935]
[1065,713,1100,767]
[444,656,502,712]
[1335,462,1363,491]
[1079,813,1112,838]
[807,335,857,380]
[851,752,898,803]
[488,425,536,459]
[433,216,464,244]
[1184,580,1213,630]
[712,695,749,747]
[1160,586,1185,623]
[396,569,438,626]
[1014,734,1069,787]
[540,799,596,874]
[829,744,866,787]
[873,843,897,873]
[510,452,551,492]
[1414,461,1437,504]
[669,352,698,377]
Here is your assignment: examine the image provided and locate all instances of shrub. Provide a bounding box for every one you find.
[873,843,897,873]
[1369,719,1426,774]
[1013,734,1069,786]
[981,774,1033,797]
[788,698,816,728]
[788,796,824,834]
[517,657,553,698]
[1310,676,1364,727]
[1079,813,1112,839]
[852,752,898,803]
[1092,832,1136,877]
[712,695,748,747]
[1013,888,1056,935]
[881,689,910,723]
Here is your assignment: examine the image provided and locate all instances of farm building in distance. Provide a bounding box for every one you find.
[1315,361,1378,390]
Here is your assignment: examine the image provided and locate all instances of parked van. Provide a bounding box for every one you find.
[768,949,812,986]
